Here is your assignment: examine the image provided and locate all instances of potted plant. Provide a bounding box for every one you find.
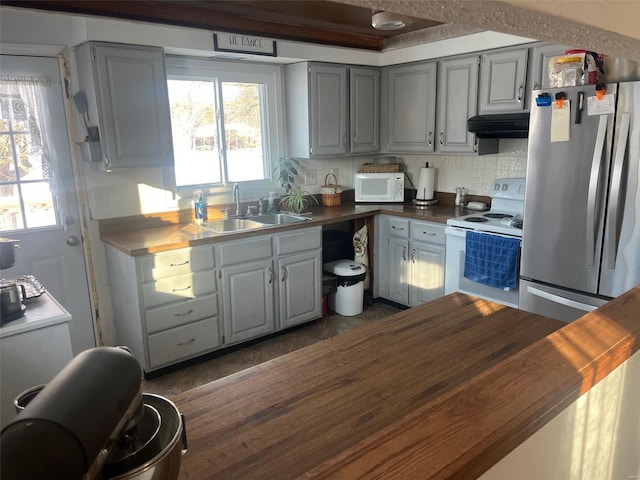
[273,158,318,214]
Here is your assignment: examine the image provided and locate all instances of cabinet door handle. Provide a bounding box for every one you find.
[169,260,190,267]
[172,285,191,292]
[428,131,433,146]
[268,266,273,284]
[439,130,444,145]
[402,246,407,261]
[174,309,194,317]
[177,338,196,346]
[517,85,524,103]
[281,266,288,282]
[411,248,416,263]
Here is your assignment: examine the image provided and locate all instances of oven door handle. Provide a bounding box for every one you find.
[526,286,598,313]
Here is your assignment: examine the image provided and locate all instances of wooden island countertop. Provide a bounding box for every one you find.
[173,287,640,479]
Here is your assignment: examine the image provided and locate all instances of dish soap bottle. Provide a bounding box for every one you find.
[194,190,207,225]
[267,191,276,214]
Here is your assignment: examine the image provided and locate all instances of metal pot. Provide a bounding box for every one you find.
[0,237,20,269]
[102,393,187,480]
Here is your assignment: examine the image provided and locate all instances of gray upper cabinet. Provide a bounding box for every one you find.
[479,47,529,113]
[285,62,379,158]
[528,43,572,91]
[437,54,479,153]
[350,67,380,153]
[382,61,437,153]
[75,42,174,171]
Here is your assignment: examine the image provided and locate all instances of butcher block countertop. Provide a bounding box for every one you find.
[173,287,640,479]
[100,202,463,256]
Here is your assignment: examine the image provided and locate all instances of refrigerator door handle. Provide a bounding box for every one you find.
[527,286,598,313]
[586,115,609,266]
[607,113,631,269]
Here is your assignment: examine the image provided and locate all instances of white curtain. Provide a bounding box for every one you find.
[0,75,54,184]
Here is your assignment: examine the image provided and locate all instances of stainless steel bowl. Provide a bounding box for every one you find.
[102,393,187,480]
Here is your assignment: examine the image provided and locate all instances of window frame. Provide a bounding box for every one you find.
[165,56,285,200]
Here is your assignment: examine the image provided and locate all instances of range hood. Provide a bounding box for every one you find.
[467,113,530,138]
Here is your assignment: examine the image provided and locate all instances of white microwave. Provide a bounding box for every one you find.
[354,172,405,203]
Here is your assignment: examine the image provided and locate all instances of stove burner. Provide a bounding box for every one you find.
[484,213,514,219]
[465,217,488,223]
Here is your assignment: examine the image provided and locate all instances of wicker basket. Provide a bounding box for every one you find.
[320,173,342,207]
[361,163,401,173]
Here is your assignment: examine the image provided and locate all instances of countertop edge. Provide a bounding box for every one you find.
[100,203,463,256]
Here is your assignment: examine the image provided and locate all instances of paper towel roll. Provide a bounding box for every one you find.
[417,167,435,200]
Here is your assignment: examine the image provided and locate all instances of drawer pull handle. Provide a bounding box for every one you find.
[392,225,405,231]
[424,231,436,236]
[172,286,191,292]
[174,309,194,317]
[170,260,190,267]
[177,338,196,346]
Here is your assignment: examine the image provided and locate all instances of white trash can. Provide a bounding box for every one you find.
[323,260,367,316]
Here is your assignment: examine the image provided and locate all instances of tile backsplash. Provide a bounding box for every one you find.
[401,138,528,196]
[300,138,528,198]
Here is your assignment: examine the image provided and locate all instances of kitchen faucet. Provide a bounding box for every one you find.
[232,183,240,216]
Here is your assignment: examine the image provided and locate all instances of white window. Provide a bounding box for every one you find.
[165,57,284,196]
[0,76,57,231]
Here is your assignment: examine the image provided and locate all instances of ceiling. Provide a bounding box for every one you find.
[1,0,444,51]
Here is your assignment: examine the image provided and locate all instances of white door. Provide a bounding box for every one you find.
[1,55,95,353]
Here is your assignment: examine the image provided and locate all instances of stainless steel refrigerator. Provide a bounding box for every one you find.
[520,82,640,322]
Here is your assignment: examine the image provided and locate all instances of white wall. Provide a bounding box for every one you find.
[479,349,640,480]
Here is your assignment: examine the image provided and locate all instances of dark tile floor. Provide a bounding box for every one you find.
[143,302,401,398]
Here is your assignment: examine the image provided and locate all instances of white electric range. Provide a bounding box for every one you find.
[444,178,526,307]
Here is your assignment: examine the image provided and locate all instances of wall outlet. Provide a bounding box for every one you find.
[94,188,109,209]
[330,168,339,178]
[305,169,317,185]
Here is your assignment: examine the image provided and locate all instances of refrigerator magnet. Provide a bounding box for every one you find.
[551,100,571,142]
[588,94,615,115]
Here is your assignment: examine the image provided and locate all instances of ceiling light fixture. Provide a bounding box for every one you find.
[371,11,411,31]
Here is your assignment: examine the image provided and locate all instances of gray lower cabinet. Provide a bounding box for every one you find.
[378,216,446,307]
[218,226,322,344]
[105,244,220,373]
[276,228,323,329]
[479,47,529,113]
[106,227,322,372]
[437,54,479,153]
[75,41,174,171]
[217,235,275,345]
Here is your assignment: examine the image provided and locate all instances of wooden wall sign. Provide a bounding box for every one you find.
[213,33,277,56]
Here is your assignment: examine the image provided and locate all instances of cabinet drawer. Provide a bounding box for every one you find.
[388,217,410,238]
[147,316,220,369]
[142,269,216,309]
[412,221,446,245]
[145,294,218,334]
[276,227,321,256]
[218,236,272,266]
[140,247,214,282]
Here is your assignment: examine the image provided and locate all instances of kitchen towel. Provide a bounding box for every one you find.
[353,225,369,289]
[463,231,520,291]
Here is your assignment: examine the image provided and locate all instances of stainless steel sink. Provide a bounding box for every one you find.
[201,218,265,233]
[253,213,309,225]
